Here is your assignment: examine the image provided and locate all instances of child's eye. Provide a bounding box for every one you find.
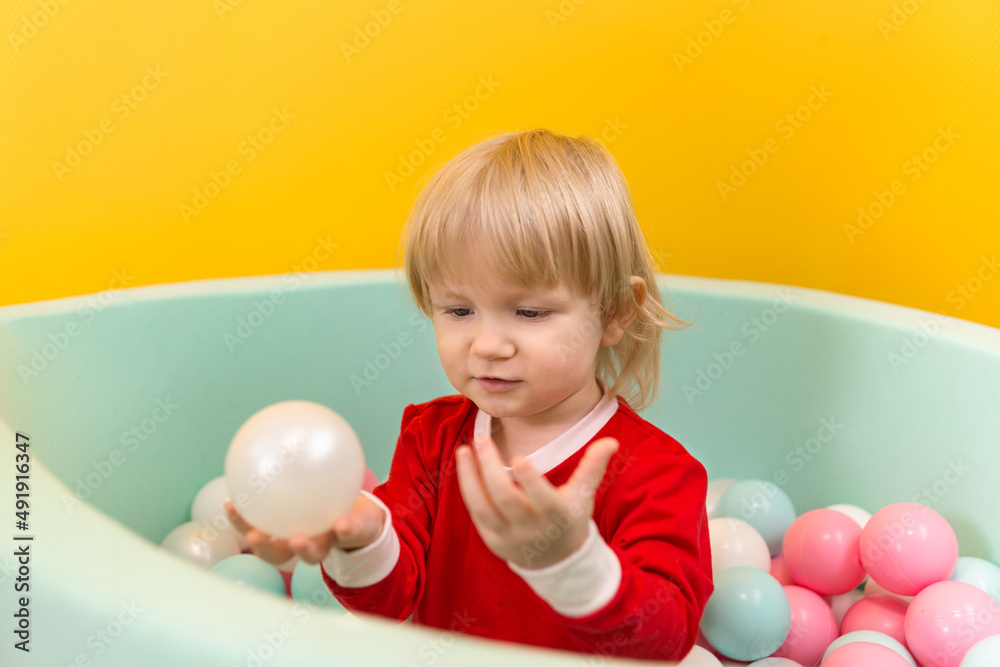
[441,307,549,320]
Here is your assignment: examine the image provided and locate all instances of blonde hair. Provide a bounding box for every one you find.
[396,129,691,412]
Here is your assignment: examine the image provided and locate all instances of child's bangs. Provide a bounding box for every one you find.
[412,159,598,299]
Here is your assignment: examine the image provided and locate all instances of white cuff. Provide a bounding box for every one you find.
[320,491,400,588]
[507,520,622,618]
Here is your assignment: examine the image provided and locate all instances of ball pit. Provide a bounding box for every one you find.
[699,492,1000,665]
[2,272,999,666]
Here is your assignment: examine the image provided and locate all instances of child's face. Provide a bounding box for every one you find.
[427,265,625,423]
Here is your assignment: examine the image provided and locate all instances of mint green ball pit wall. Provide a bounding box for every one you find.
[1,270,998,666]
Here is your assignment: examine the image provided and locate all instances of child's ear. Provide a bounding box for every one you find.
[601,276,647,346]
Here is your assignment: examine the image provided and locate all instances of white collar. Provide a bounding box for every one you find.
[472,380,619,474]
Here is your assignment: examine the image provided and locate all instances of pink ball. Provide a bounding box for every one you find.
[781,509,866,596]
[904,580,1000,667]
[771,585,838,667]
[362,467,379,493]
[860,503,958,596]
[821,641,911,667]
[841,595,909,645]
[771,554,795,586]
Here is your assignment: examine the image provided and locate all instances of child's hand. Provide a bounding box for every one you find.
[455,434,619,570]
[223,494,385,566]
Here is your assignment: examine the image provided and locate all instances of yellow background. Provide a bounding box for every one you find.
[3,0,998,328]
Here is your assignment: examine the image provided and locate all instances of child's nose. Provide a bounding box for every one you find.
[471,321,514,359]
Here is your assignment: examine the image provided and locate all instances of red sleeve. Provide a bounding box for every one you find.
[553,434,714,661]
[321,400,451,620]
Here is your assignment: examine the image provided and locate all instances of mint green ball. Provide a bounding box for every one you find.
[210,554,286,596]
[700,566,791,661]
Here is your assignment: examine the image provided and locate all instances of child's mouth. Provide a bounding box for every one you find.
[477,378,519,392]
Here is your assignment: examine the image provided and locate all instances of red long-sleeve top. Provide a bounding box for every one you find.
[322,392,713,661]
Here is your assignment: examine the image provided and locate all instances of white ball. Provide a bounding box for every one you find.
[962,635,1000,667]
[225,401,365,539]
[950,556,1000,604]
[161,520,241,568]
[678,644,724,666]
[826,503,873,529]
[191,475,247,549]
[708,517,772,574]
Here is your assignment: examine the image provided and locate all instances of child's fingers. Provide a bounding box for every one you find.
[224,501,253,535]
[224,502,299,563]
[510,457,562,512]
[470,435,533,521]
[289,532,335,564]
[564,437,619,505]
[455,444,505,533]
[245,531,296,565]
[328,511,375,548]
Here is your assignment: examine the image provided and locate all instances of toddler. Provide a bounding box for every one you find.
[227,129,713,661]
